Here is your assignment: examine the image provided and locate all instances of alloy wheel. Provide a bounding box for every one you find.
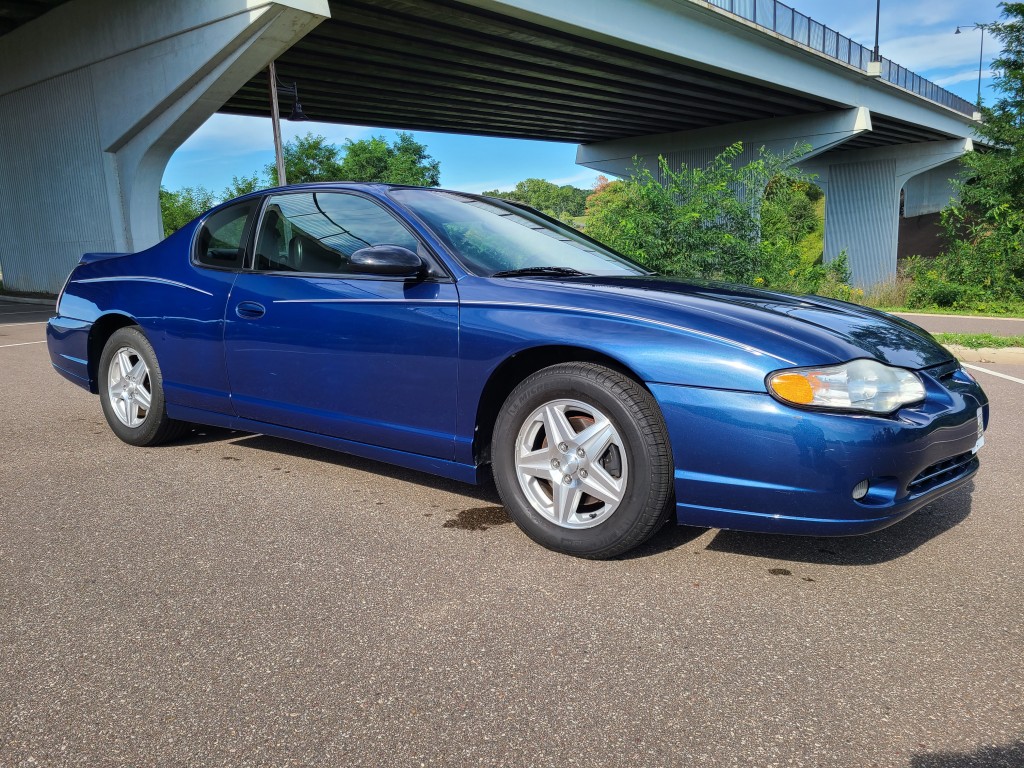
[513,398,628,529]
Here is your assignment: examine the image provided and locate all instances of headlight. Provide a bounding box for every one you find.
[767,359,925,414]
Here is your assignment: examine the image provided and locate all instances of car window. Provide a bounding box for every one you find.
[388,189,646,277]
[253,192,419,274]
[194,199,258,269]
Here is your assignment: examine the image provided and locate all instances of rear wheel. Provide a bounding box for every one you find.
[98,327,187,446]
[492,362,673,558]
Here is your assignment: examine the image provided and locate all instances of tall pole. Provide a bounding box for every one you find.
[268,61,287,186]
[872,0,881,61]
[956,23,995,111]
[977,28,985,109]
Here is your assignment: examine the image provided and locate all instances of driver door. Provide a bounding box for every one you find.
[223,190,459,461]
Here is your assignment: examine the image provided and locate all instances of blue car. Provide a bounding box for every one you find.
[48,183,988,557]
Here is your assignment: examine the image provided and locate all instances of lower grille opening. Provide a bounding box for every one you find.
[908,451,978,496]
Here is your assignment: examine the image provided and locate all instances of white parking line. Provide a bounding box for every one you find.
[0,310,51,316]
[0,321,48,328]
[0,341,46,349]
[963,363,1024,385]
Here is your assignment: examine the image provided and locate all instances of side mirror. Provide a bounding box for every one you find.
[349,245,424,277]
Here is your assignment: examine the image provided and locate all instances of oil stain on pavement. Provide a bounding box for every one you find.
[442,505,511,531]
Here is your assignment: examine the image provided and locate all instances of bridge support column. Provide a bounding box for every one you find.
[903,162,962,218]
[802,140,971,288]
[0,0,328,294]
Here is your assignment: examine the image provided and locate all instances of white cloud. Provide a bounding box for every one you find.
[932,67,995,87]
[547,170,602,187]
[884,0,976,30]
[173,113,372,157]
[878,30,992,73]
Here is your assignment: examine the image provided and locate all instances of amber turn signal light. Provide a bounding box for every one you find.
[769,372,815,404]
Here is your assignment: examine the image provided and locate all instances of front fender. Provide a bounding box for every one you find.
[458,300,795,393]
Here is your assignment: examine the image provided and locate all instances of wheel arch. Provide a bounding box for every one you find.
[473,344,647,466]
[87,313,139,393]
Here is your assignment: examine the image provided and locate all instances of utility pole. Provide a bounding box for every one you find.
[268,60,287,186]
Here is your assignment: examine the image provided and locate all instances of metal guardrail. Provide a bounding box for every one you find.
[706,0,978,117]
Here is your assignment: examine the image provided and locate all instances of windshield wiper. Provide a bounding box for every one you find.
[490,266,590,278]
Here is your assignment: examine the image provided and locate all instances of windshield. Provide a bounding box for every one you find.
[388,189,648,277]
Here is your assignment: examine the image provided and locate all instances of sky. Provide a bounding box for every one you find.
[162,0,1005,196]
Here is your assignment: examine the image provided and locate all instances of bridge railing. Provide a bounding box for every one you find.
[705,0,978,117]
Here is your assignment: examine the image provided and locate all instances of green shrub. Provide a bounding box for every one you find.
[583,143,853,299]
[903,4,1024,312]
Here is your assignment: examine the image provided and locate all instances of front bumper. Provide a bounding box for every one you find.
[650,363,988,536]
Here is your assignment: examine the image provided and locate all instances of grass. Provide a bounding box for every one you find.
[796,197,825,267]
[853,276,1024,317]
[933,333,1024,349]
[860,275,911,309]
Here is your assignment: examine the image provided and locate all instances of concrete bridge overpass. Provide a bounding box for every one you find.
[0,0,981,293]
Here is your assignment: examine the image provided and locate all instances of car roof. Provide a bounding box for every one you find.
[238,181,486,197]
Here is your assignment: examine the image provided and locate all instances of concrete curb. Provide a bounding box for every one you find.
[0,294,56,307]
[944,344,1024,365]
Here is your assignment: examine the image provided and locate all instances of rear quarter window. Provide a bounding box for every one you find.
[194,199,259,269]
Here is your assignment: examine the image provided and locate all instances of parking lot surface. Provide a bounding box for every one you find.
[894,312,1024,337]
[2,300,1022,767]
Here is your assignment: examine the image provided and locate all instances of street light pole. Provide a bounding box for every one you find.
[872,0,881,62]
[955,23,995,110]
[977,28,986,109]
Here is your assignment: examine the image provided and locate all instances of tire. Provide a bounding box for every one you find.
[98,326,188,446]
[492,362,673,558]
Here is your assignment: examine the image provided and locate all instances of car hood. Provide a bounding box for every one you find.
[536,275,952,370]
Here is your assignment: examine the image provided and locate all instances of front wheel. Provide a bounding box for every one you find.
[492,362,673,558]
[98,327,187,446]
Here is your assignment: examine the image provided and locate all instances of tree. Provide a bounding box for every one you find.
[482,178,589,217]
[584,143,802,280]
[338,131,441,186]
[581,143,852,298]
[266,132,344,185]
[159,186,217,237]
[162,131,442,237]
[221,173,264,200]
[908,2,1024,309]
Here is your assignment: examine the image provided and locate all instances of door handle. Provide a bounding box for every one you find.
[235,301,266,319]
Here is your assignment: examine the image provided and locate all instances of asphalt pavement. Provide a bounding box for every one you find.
[1,300,1022,767]
[895,312,1024,337]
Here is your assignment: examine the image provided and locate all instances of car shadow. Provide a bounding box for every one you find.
[172,426,244,445]
[908,740,1024,768]
[221,432,503,501]
[168,428,975,565]
[701,482,975,566]
[615,522,710,559]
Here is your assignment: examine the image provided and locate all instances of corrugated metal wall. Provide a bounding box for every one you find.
[903,163,959,219]
[656,144,762,187]
[824,160,898,288]
[0,69,118,293]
